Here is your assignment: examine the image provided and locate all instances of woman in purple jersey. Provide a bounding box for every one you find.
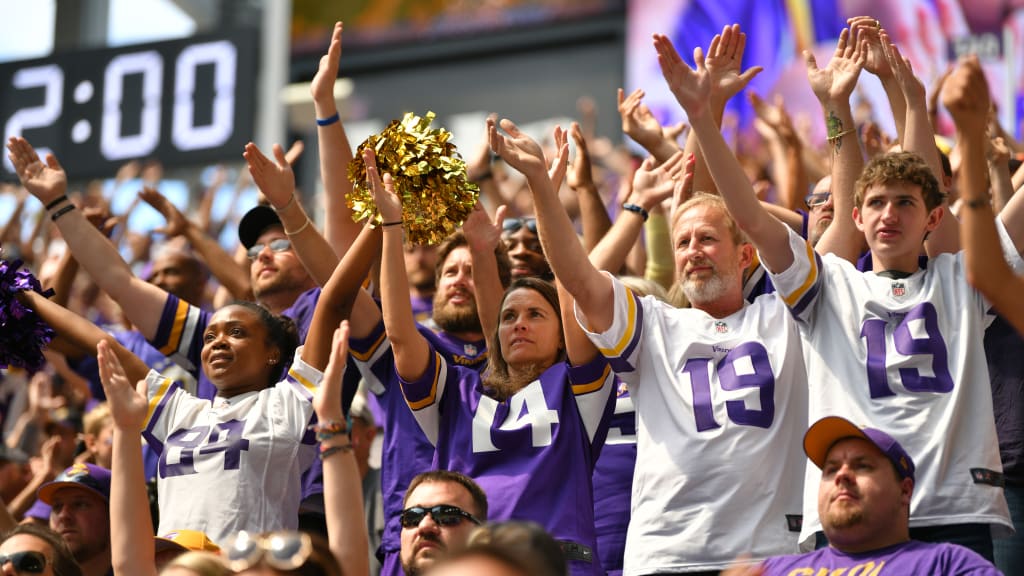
[366,146,615,576]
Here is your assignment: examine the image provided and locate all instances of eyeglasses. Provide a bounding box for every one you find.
[0,551,48,574]
[246,238,292,260]
[804,192,832,208]
[222,531,313,572]
[502,217,538,234]
[400,505,482,529]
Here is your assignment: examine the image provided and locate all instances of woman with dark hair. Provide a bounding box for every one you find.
[365,147,616,576]
[1,523,83,576]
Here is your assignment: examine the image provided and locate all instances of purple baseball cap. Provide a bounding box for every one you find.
[37,463,111,504]
[804,416,915,482]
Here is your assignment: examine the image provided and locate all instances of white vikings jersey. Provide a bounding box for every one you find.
[142,349,321,544]
[768,226,1016,544]
[577,274,808,574]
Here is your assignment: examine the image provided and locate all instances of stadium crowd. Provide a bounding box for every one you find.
[1,15,1024,576]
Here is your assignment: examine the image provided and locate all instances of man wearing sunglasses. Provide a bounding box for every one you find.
[399,470,488,576]
[0,523,82,576]
[501,217,552,281]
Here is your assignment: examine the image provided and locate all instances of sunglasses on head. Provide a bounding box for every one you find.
[804,192,832,208]
[400,505,482,529]
[246,238,292,260]
[222,530,313,572]
[502,217,538,234]
[0,551,48,574]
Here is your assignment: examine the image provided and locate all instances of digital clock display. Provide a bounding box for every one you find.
[0,30,258,179]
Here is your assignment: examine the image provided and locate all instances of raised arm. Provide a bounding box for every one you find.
[567,122,612,251]
[653,34,793,272]
[848,16,907,144]
[302,219,382,372]
[97,340,158,576]
[7,137,168,339]
[244,142,340,286]
[617,88,680,165]
[490,117,615,333]
[951,57,1024,334]
[988,135,1014,214]
[315,322,370,576]
[749,92,807,213]
[312,21,361,257]
[803,28,869,263]
[365,149,432,380]
[138,187,254,301]
[462,202,507,347]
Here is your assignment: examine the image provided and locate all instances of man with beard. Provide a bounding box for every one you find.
[399,470,488,576]
[726,417,1000,574]
[349,228,510,576]
[38,463,112,576]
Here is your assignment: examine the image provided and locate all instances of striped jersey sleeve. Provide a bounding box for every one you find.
[151,294,209,375]
[398,351,449,446]
[574,272,646,377]
[765,226,823,320]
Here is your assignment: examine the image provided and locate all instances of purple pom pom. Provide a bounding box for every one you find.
[0,259,55,373]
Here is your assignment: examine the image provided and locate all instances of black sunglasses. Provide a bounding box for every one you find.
[502,217,538,234]
[0,551,48,574]
[804,191,832,208]
[222,530,313,572]
[246,238,292,260]
[400,505,482,528]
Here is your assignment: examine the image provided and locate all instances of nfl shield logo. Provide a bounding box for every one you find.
[714,321,728,333]
[892,282,906,297]
[464,343,478,356]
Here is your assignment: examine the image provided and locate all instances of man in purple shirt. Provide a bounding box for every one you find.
[729,417,1001,575]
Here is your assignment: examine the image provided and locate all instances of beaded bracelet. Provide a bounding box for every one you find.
[316,112,340,127]
[309,419,348,441]
[320,444,354,460]
[622,203,649,222]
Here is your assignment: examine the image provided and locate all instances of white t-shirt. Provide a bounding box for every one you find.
[768,226,1015,544]
[142,349,321,544]
[577,274,808,574]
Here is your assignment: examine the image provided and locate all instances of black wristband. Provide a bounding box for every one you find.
[45,195,69,211]
[381,220,403,228]
[50,204,75,222]
[622,202,649,222]
[965,199,990,209]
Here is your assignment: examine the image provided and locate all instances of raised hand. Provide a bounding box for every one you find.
[462,201,506,254]
[704,24,763,105]
[847,16,892,80]
[653,34,712,120]
[670,153,697,217]
[632,150,685,211]
[243,142,296,210]
[97,340,149,432]
[139,187,189,237]
[880,31,925,103]
[804,28,867,104]
[941,56,990,130]
[488,117,549,179]
[547,125,570,192]
[311,22,343,106]
[364,148,401,223]
[617,88,666,148]
[6,137,67,204]
[314,321,349,422]
[567,122,596,192]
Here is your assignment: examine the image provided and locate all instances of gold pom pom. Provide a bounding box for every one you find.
[347,112,480,245]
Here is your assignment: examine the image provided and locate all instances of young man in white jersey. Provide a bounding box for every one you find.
[489,41,809,575]
[653,31,1016,560]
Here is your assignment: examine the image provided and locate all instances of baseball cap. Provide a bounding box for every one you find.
[804,416,915,482]
[155,530,221,554]
[238,205,282,249]
[37,463,112,504]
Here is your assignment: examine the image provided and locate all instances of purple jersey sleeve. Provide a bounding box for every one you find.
[151,293,210,377]
[761,540,1002,575]
[281,287,320,341]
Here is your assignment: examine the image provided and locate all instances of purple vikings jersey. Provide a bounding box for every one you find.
[350,319,488,564]
[761,541,1001,575]
[401,351,616,576]
[591,384,636,576]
